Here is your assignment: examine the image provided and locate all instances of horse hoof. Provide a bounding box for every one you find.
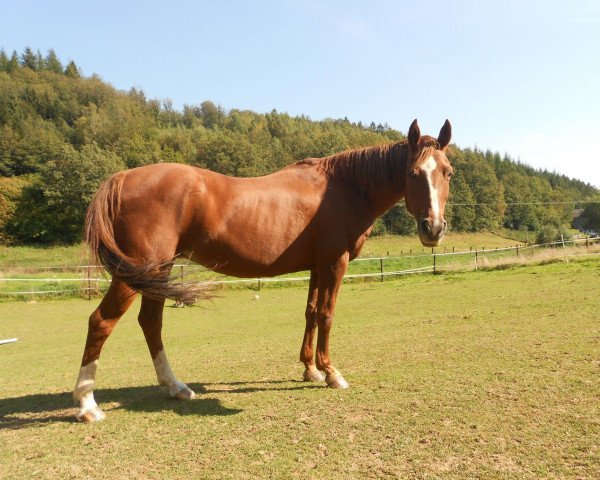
[326,373,350,389]
[171,384,196,400]
[303,368,326,382]
[76,406,106,423]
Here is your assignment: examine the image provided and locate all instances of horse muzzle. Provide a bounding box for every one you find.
[417,218,447,247]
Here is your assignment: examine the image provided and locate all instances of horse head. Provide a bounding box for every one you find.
[403,119,453,247]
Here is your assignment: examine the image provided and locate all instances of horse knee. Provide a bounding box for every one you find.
[316,313,333,330]
[305,304,317,324]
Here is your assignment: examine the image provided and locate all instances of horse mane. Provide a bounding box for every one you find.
[319,139,437,192]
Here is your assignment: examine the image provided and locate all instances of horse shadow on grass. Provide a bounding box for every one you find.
[0,379,320,430]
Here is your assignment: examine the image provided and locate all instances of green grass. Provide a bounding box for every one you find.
[358,232,524,257]
[0,233,527,300]
[2,233,591,300]
[0,232,522,270]
[1,259,599,479]
[0,243,85,268]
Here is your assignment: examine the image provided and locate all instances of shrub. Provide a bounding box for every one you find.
[370,218,387,236]
[535,225,572,246]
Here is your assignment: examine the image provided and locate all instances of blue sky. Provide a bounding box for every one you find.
[2,0,599,187]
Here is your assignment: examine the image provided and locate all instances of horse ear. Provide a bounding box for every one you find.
[437,119,452,150]
[408,119,420,148]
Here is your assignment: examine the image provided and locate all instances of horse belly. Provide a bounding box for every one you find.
[188,193,317,277]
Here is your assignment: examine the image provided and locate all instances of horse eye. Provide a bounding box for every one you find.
[447,171,453,180]
[408,170,418,178]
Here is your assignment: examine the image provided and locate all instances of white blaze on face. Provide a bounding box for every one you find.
[421,156,442,227]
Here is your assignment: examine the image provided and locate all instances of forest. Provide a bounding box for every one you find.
[0,48,598,244]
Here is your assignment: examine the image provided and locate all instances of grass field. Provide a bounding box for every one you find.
[2,232,598,300]
[0,232,524,269]
[1,258,599,479]
[0,232,530,300]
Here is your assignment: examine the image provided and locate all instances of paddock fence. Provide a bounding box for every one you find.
[1,236,599,300]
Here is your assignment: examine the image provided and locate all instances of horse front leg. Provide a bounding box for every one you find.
[315,254,350,389]
[300,271,326,382]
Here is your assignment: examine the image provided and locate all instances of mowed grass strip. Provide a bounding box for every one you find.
[1,260,599,479]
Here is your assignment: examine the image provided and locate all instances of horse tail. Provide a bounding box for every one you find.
[84,172,212,304]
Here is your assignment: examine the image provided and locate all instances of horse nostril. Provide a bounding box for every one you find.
[442,220,448,230]
[419,219,431,234]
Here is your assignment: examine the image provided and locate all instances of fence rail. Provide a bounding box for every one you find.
[1,236,598,299]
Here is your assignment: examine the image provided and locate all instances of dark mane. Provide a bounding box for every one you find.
[319,140,436,192]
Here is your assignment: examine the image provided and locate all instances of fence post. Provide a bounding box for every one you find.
[380,258,384,282]
[433,253,437,273]
[561,234,569,262]
[516,245,519,257]
[475,250,478,271]
[87,265,91,300]
[258,278,261,291]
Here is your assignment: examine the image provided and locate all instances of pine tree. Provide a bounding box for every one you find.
[64,60,81,78]
[35,49,44,70]
[20,47,39,70]
[45,49,63,74]
[0,49,8,71]
[7,50,19,72]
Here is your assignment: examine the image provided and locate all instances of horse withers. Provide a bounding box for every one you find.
[74,119,453,422]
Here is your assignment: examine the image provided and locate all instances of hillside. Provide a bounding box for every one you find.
[0,48,598,244]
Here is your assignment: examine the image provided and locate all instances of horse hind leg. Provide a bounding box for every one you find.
[138,295,195,400]
[74,280,136,422]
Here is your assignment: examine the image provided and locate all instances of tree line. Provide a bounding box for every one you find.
[0,48,598,244]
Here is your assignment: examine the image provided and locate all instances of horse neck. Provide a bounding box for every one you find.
[325,143,408,218]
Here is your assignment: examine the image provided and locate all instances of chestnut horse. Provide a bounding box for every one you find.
[74,119,452,422]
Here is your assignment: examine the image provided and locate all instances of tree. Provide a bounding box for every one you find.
[6,50,19,72]
[454,149,505,230]
[581,202,600,232]
[382,203,417,235]
[0,49,8,71]
[45,48,63,74]
[20,47,40,70]
[64,60,81,78]
[502,172,539,231]
[0,175,32,243]
[199,101,226,129]
[4,144,124,243]
[447,173,477,231]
